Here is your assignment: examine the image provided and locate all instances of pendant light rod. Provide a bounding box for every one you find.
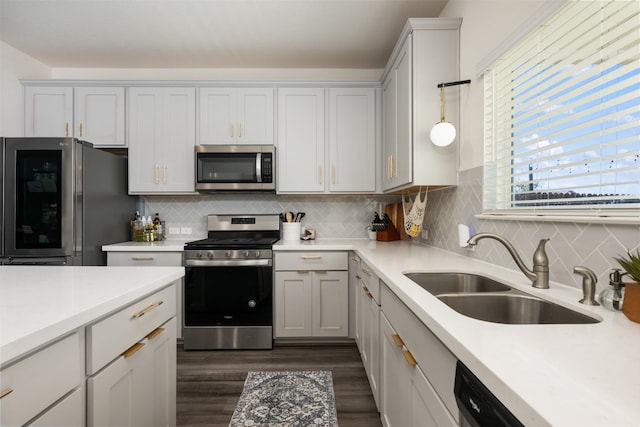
[436,79,471,88]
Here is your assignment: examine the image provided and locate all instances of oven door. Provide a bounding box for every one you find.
[183,262,273,349]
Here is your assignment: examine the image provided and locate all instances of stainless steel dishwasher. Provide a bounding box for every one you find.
[454,361,524,427]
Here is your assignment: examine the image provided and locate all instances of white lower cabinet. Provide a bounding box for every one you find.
[380,282,458,426]
[274,251,348,338]
[0,332,83,427]
[86,284,177,427]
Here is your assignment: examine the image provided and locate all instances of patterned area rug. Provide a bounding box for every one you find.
[229,370,338,427]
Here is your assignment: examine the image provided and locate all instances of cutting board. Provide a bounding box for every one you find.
[385,203,406,240]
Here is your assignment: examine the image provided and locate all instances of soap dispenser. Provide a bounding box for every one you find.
[599,268,626,311]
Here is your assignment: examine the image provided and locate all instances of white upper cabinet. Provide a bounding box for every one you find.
[277,87,326,192]
[128,87,196,194]
[381,18,462,192]
[198,87,274,145]
[75,87,126,147]
[278,87,377,194]
[24,86,126,147]
[328,88,376,192]
[24,86,73,138]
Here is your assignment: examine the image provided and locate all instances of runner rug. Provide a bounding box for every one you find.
[229,370,338,427]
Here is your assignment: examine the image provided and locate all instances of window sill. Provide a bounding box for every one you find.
[475,213,640,225]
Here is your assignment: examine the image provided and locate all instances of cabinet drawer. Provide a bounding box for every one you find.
[29,387,84,427]
[107,251,182,266]
[1,333,82,427]
[360,260,380,304]
[275,251,348,271]
[381,283,458,421]
[86,284,176,375]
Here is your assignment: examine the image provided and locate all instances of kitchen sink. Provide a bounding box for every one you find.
[437,293,600,324]
[404,272,512,295]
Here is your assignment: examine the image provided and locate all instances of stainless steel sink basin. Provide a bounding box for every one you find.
[404,272,512,295]
[437,293,599,324]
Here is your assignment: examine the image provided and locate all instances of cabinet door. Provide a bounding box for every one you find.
[277,88,325,192]
[161,88,196,193]
[348,253,361,340]
[237,88,274,145]
[312,271,348,337]
[380,313,412,427]
[328,88,376,192]
[198,88,236,145]
[411,364,457,427]
[128,87,195,194]
[274,271,313,337]
[128,87,164,192]
[382,35,412,191]
[75,87,126,146]
[147,318,177,427]
[24,86,73,137]
[362,290,380,408]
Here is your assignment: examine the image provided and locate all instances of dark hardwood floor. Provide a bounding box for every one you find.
[177,343,382,427]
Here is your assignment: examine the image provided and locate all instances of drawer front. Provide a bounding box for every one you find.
[107,251,182,266]
[86,284,177,375]
[360,260,380,304]
[29,386,84,427]
[381,283,458,421]
[1,333,82,427]
[275,251,348,271]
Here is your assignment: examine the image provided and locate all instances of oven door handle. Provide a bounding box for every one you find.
[185,259,272,267]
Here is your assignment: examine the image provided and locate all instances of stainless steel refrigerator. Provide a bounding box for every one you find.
[1,137,135,265]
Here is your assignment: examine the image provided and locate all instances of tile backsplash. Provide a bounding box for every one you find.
[143,193,400,240]
[142,167,639,292]
[421,166,640,291]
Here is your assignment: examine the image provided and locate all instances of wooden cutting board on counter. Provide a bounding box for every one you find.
[385,203,406,240]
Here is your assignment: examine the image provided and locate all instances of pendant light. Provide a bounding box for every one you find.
[430,80,471,147]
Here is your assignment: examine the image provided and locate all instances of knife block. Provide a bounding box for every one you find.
[376,221,400,241]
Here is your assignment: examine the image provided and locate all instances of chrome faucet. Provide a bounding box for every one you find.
[467,233,550,289]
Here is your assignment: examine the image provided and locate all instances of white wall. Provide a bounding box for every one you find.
[0,41,51,136]
[439,0,547,171]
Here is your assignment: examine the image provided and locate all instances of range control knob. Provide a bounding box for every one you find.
[243,250,250,258]
[207,251,214,259]
[196,251,203,258]
[248,300,257,308]
[254,250,261,258]
[225,251,232,258]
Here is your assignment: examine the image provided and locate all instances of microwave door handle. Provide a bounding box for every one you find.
[256,153,262,183]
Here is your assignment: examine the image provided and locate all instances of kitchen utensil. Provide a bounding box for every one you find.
[285,211,294,222]
[295,212,306,222]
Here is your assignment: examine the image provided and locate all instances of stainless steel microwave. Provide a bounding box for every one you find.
[195,145,275,191]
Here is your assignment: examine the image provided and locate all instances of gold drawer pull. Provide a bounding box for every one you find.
[402,350,417,366]
[131,301,163,319]
[300,256,322,260]
[361,268,371,276]
[146,327,165,340]
[122,342,145,358]
[131,256,155,261]
[0,387,14,399]
[392,334,404,347]
[355,274,361,280]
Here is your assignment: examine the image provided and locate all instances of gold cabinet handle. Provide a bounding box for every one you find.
[131,256,155,261]
[363,286,373,299]
[122,342,145,358]
[146,327,165,340]
[361,268,371,277]
[300,256,322,260]
[131,301,163,319]
[0,387,14,399]
[355,274,361,280]
[79,122,83,137]
[318,165,323,185]
[65,122,70,137]
[238,122,243,138]
[331,164,336,184]
[392,334,404,347]
[402,349,417,366]
[155,165,160,184]
[230,123,235,138]
[163,165,168,183]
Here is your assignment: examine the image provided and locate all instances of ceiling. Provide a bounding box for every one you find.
[0,0,448,69]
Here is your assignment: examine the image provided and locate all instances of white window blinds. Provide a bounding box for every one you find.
[483,0,640,217]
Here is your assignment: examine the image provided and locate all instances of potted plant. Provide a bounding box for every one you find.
[614,249,640,323]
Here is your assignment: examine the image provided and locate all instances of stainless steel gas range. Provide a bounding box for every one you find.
[182,214,280,350]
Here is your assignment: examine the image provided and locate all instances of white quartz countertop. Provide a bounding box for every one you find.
[0,266,184,367]
[274,238,640,427]
[102,240,188,252]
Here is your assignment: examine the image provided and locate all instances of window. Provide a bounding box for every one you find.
[483,0,639,219]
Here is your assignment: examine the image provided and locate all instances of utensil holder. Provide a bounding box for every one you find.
[282,223,301,241]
